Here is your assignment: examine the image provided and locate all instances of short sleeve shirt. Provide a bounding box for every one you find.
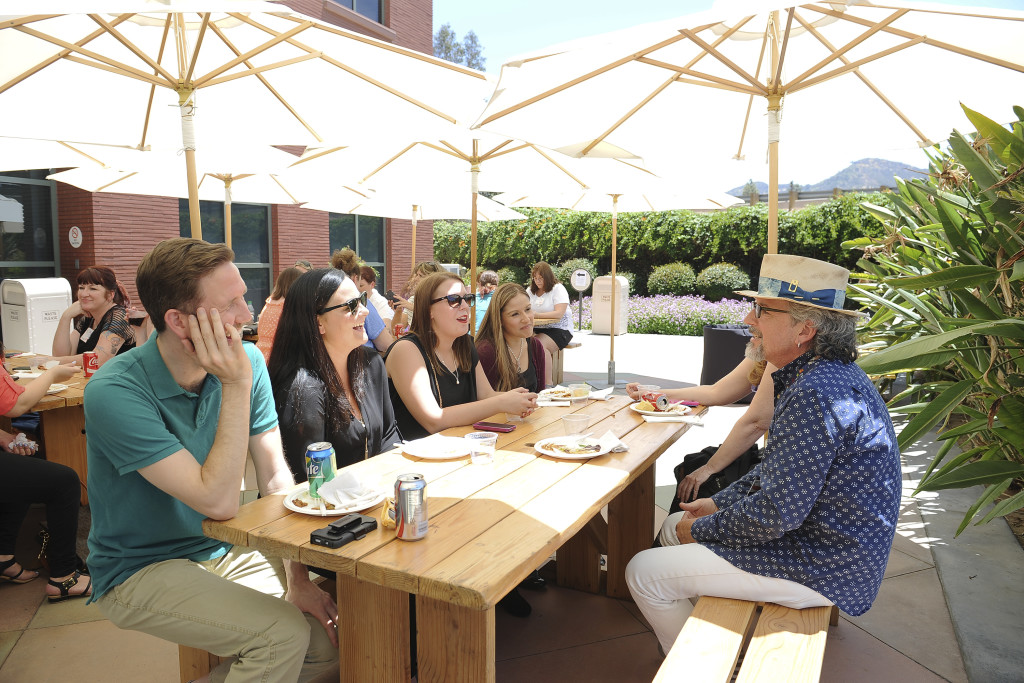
[74,305,136,355]
[85,336,278,600]
[0,371,26,414]
[362,302,387,349]
[530,283,572,331]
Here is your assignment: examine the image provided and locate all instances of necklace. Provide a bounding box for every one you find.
[437,352,460,384]
[508,337,525,373]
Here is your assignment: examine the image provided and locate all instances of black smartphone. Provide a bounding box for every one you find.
[472,421,517,433]
[309,513,378,549]
[385,290,399,303]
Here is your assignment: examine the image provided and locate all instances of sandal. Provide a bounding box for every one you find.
[47,570,92,602]
[0,557,39,584]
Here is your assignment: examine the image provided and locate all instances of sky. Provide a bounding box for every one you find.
[433,0,1024,187]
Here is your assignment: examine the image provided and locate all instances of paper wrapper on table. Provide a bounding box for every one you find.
[316,470,379,509]
[642,414,704,426]
[588,387,614,401]
[598,430,628,453]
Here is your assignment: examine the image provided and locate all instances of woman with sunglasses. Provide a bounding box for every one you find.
[476,283,546,394]
[385,272,537,440]
[268,269,400,478]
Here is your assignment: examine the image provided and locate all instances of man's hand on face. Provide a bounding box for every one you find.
[187,307,251,386]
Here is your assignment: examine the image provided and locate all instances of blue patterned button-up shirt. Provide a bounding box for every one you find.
[690,353,901,616]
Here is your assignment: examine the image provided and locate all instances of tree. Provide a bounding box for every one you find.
[433,22,485,70]
[433,22,465,64]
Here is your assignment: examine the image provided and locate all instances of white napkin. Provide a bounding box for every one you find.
[643,414,704,426]
[537,398,571,407]
[598,430,628,453]
[316,469,378,508]
[13,371,42,379]
[589,387,614,401]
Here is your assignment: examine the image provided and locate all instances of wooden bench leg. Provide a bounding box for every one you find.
[552,348,564,385]
[178,645,221,682]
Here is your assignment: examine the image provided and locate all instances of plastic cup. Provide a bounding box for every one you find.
[568,383,590,404]
[562,414,589,437]
[465,432,497,465]
[637,384,661,395]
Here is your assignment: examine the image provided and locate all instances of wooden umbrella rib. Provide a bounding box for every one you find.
[529,146,588,190]
[678,28,766,95]
[772,8,794,89]
[140,18,172,151]
[360,142,421,183]
[479,139,515,160]
[56,142,106,168]
[96,171,138,192]
[13,25,171,88]
[87,14,177,84]
[269,175,301,204]
[483,143,530,161]
[205,21,323,143]
[644,60,762,96]
[194,21,313,86]
[201,52,321,87]
[60,54,169,88]
[786,8,907,90]
[581,75,675,157]
[183,14,212,84]
[734,27,769,163]
[288,145,347,166]
[787,36,924,95]
[1,15,62,29]
[682,14,756,71]
[797,14,931,145]
[421,141,468,161]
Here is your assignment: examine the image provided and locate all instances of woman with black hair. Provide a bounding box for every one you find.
[49,265,135,367]
[268,268,400,478]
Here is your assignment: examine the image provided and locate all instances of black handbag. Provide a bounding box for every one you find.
[667,443,761,513]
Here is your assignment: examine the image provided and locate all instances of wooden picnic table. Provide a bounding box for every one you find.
[2,354,90,504]
[204,395,696,682]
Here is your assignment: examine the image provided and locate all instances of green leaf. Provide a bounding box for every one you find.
[897,379,976,451]
[956,481,1012,536]
[859,349,958,375]
[976,489,1024,526]
[914,444,984,495]
[962,104,1024,165]
[937,418,991,441]
[920,460,1024,491]
[886,265,1000,289]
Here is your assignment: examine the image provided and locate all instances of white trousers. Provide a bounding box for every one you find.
[626,511,832,652]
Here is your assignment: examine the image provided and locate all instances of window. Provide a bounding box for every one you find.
[179,200,272,317]
[329,213,386,292]
[0,171,58,282]
[332,0,381,23]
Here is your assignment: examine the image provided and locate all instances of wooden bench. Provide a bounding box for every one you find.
[551,340,581,385]
[654,597,839,683]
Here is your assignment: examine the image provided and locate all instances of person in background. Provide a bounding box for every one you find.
[626,254,900,655]
[294,260,313,273]
[389,261,445,335]
[357,265,393,324]
[269,268,400,478]
[0,345,87,601]
[256,267,303,364]
[85,238,338,682]
[330,249,394,353]
[474,270,499,330]
[528,262,574,386]
[626,351,776,503]
[49,266,135,367]
[476,283,545,394]
[385,272,537,441]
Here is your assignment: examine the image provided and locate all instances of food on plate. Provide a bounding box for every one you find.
[549,442,602,455]
[290,491,338,510]
[665,403,693,415]
[540,387,572,399]
[636,400,656,412]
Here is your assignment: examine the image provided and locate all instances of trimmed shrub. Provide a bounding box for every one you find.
[648,262,696,296]
[696,263,751,301]
[495,265,529,287]
[615,270,637,295]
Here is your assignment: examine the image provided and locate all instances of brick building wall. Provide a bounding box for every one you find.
[271,204,331,274]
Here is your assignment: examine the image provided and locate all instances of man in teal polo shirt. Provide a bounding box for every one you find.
[85,239,338,682]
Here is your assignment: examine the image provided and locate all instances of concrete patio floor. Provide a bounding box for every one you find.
[1,330,1021,681]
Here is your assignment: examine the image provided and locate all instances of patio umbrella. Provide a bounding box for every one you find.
[0,135,149,173]
[286,129,656,331]
[474,0,1024,253]
[45,143,305,247]
[493,188,743,385]
[0,0,488,238]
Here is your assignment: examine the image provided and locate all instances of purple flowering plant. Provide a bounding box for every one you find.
[569,295,749,336]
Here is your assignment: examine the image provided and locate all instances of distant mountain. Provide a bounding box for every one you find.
[728,158,928,196]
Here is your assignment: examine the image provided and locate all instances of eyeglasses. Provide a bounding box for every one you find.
[752,302,789,318]
[294,260,313,269]
[319,291,367,315]
[431,293,476,308]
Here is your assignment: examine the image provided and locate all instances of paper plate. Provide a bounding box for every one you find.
[402,435,470,460]
[628,402,698,417]
[534,437,611,460]
[283,483,386,517]
[539,387,573,400]
[14,371,43,379]
[46,383,69,395]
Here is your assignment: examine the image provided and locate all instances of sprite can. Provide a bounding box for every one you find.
[305,442,337,499]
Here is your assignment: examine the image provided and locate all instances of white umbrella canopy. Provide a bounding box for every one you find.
[302,186,526,222]
[0,0,488,237]
[492,186,742,385]
[474,0,1024,253]
[0,135,152,172]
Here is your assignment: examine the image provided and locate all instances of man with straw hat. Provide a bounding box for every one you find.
[626,254,901,655]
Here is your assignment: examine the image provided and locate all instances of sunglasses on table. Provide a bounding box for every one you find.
[752,302,790,318]
[431,293,476,308]
[319,291,367,315]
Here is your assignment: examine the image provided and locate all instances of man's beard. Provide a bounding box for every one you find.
[744,337,766,363]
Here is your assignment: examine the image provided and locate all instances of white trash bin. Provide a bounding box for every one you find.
[591,275,629,335]
[1,278,72,354]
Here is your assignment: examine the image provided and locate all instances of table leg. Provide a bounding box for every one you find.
[39,405,88,505]
[556,516,604,593]
[606,464,655,599]
[416,595,494,683]
[336,574,411,682]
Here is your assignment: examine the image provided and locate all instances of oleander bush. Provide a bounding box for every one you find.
[647,263,697,295]
[696,263,751,301]
[569,294,748,336]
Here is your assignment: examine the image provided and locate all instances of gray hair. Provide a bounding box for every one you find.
[788,303,859,362]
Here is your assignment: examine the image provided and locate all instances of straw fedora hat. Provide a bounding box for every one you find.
[736,254,861,316]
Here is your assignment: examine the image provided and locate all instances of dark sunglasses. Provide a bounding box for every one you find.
[752,302,789,318]
[319,291,367,315]
[431,293,476,308]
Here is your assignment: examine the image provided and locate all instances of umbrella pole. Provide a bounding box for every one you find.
[410,206,418,271]
[224,180,233,249]
[608,194,619,387]
[178,90,202,240]
[470,158,480,335]
[767,94,781,255]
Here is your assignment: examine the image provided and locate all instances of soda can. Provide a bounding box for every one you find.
[394,473,428,541]
[394,323,408,337]
[641,390,670,411]
[305,442,336,499]
[83,351,99,377]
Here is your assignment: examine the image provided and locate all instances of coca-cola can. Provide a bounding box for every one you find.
[394,473,428,541]
[83,352,99,377]
[641,390,670,411]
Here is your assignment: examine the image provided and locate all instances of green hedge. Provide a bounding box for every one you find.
[433,192,893,283]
